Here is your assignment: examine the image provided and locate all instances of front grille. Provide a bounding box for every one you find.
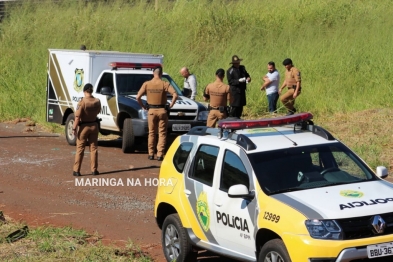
[336,212,393,240]
[168,109,197,120]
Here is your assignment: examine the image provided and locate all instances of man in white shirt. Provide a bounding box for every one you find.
[261,61,280,113]
[180,67,197,100]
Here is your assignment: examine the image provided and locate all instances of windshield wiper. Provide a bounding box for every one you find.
[268,187,303,195]
[322,181,357,187]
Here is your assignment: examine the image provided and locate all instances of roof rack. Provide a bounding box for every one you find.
[309,125,336,140]
[186,113,335,151]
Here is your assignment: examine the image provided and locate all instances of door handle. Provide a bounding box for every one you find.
[184,189,191,195]
[215,202,222,207]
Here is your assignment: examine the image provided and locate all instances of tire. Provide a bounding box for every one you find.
[162,214,197,262]
[65,113,76,146]
[122,118,135,153]
[258,239,291,262]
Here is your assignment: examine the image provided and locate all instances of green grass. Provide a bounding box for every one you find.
[0,0,393,169]
[0,217,151,261]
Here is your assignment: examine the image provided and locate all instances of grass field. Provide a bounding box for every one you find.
[0,1,392,166]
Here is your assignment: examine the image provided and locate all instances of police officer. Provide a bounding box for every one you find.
[227,55,251,118]
[278,58,301,115]
[204,68,230,127]
[136,66,178,161]
[72,83,101,176]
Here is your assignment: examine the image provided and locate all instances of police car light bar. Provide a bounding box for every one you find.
[109,62,162,70]
[218,112,313,130]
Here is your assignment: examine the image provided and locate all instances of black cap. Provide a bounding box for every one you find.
[230,55,243,64]
[283,58,293,66]
[215,68,225,78]
[83,83,93,92]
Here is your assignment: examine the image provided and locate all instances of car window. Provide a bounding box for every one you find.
[190,145,219,186]
[161,75,182,95]
[220,150,249,192]
[248,143,377,195]
[173,142,193,173]
[116,74,152,95]
[96,73,114,93]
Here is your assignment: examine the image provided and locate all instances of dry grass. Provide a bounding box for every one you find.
[316,108,393,176]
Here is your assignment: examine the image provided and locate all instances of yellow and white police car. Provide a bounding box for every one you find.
[154,113,393,262]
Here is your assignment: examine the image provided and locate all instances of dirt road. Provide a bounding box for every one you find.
[0,121,237,262]
[0,121,165,260]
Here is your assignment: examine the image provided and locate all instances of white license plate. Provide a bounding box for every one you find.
[367,242,393,258]
[172,124,191,131]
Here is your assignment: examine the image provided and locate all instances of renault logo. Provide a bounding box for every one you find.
[371,215,386,234]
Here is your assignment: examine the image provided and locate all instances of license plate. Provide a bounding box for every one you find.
[367,242,393,258]
[172,124,191,131]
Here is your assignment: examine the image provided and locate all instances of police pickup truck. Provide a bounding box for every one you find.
[46,49,207,153]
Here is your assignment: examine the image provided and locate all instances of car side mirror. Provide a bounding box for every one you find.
[376,166,388,179]
[228,184,254,200]
[100,87,113,96]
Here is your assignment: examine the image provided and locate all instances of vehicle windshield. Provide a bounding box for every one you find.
[248,143,377,195]
[115,73,183,96]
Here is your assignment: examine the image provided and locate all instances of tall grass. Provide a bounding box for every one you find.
[0,0,392,121]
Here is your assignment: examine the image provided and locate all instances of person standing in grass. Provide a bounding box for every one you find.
[279,58,301,115]
[227,55,251,118]
[261,61,280,114]
[203,68,231,127]
[180,67,197,100]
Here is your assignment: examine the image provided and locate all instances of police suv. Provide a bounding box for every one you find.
[46,49,207,153]
[154,113,393,262]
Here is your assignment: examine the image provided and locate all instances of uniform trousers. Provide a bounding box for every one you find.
[148,108,168,157]
[280,88,301,112]
[73,123,98,172]
[207,110,227,127]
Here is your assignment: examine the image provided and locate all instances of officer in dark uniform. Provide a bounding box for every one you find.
[136,66,178,161]
[204,68,231,127]
[72,83,101,176]
[227,55,251,118]
[278,58,302,115]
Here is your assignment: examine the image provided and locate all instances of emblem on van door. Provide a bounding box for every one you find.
[371,215,386,234]
[74,68,84,92]
[196,191,210,232]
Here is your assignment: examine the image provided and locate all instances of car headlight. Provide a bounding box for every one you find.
[138,109,148,120]
[198,111,208,121]
[305,219,343,240]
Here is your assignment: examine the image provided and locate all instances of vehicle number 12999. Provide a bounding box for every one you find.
[367,242,393,258]
[263,212,280,223]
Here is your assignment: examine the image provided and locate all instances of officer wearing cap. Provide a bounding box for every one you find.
[278,58,301,115]
[204,69,230,127]
[136,66,178,161]
[72,83,101,176]
[227,55,251,118]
